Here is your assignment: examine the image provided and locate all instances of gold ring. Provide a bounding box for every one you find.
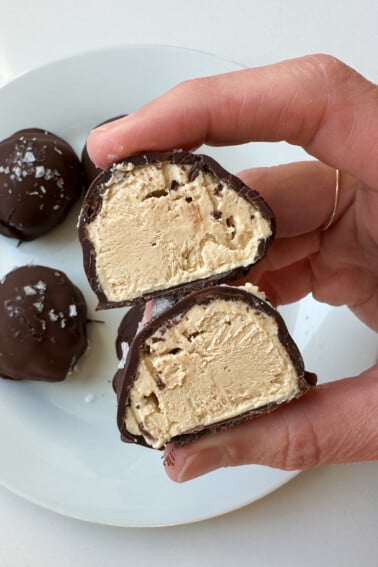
[321,168,340,231]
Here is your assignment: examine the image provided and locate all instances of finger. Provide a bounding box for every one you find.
[163,365,378,482]
[239,258,313,306]
[266,261,315,306]
[237,161,355,238]
[233,236,319,305]
[87,54,378,188]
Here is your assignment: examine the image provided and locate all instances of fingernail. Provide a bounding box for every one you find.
[93,114,132,134]
[92,123,115,134]
[177,447,229,482]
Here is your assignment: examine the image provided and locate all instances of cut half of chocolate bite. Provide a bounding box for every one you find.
[78,151,275,309]
[115,284,316,449]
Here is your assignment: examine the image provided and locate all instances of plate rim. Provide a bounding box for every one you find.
[0,42,247,90]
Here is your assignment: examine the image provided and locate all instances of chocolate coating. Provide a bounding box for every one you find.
[81,115,126,188]
[114,285,316,449]
[0,265,88,382]
[78,151,275,309]
[115,305,144,357]
[112,304,145,394]
[0,128,82,240]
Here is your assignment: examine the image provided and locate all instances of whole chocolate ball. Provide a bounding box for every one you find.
[0,128,82,241]
[0,265,88,382]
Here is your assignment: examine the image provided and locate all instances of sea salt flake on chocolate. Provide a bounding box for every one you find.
[23,151,35,163]
[35,166,45,178]
[34,281,46,292]
[23,285,37,296]
[12,166,22,180]
[69,304,77,317]
[118,341,129,369]
[48,309,59,321]
[44,168,54,180]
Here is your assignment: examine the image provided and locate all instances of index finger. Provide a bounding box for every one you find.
[87,54,378,188]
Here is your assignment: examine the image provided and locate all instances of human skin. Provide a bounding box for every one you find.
[87,54,378,481]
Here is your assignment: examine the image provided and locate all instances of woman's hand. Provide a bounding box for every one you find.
[88,54,378,481]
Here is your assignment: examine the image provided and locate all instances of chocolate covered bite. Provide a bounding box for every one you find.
[0,128,82,241]
[115,284,316,449]
[78,151,275,309]
[81,115,126,188]
[0,265,87,382]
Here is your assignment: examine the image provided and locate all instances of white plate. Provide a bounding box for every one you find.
[0,45,376,527]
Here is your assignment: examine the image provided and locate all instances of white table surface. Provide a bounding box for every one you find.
[0,1,377,565]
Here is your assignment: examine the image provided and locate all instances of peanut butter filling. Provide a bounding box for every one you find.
[124,286,300,449]
[86,161,272,303]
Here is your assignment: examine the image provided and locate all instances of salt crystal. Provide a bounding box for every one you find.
[33,302,44,313]
[35,166,45,178]
[69,304,77,317]
[84,393,95,404]
[23,285,37,296]
[48,309,58,322]
[35,281,46,291]
[118,341,129,369]
[23,151,35,163]
[151,297,175,318]
[12,166,22,179]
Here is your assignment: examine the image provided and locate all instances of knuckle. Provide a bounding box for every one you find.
[174,76,211,98]
[304,53,354,88]
[279,414,322,470]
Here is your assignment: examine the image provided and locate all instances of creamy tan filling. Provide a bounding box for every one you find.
[125,289,299,449]
[87,162,271,302]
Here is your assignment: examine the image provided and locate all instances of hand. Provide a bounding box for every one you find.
[88,54,378,481]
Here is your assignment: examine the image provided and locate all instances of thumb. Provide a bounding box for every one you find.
[163,365,378,482]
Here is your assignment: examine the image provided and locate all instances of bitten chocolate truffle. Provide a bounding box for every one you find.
[0,265,88,382]
[0,128,82,241]
[115,284,316,449]
[78,151,275,308]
